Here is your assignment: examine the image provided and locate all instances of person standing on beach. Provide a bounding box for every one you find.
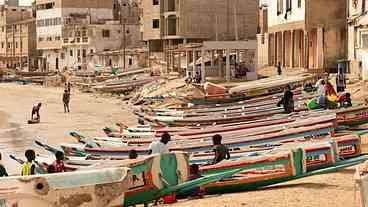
[277,85,294,114]
[148,132,171,155]
[22,149,36,176]
[63,90,70,113]
[277,62,282,76]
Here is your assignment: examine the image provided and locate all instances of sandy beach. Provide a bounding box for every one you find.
[0,82,362,207]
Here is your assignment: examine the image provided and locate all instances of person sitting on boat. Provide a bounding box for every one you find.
[212,134,230,164]
[53,151,66,173]
[0,152,8,177]
[129,149,138,159]
[22,149,36,176]
[148,132,171,155]
[339,92,353,108]
[188,164,204,198]
[277,85,294,114]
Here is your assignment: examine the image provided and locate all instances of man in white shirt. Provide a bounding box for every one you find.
[148,132,171,154]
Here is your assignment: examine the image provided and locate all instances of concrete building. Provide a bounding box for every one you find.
[141,0,259,53]
[263,0,347,72]
[257,4,269,68]
[87,47,148,71]
[36,0,116,71]
[0,0,37,70]
[347,0,368,78]
[4,18,38,71]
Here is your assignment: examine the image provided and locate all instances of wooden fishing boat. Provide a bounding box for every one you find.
[61,122,334,158]
[0,167,132,207]
[75,114,336,146]
[0,153,241,207]
[336,105,368,126]
[198,135,365,194]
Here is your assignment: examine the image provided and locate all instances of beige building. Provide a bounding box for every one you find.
[347,0,368,78]
[141,0,259,53]
[4,18,38,71]
[259,0,347,72]
[0,1,37,70]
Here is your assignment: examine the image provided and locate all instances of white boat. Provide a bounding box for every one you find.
[0,167,131,207]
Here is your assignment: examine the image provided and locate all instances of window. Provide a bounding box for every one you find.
[90,49,94,54]
[75,31,81,37]
[61,52,65,59]
[47,36,52,41]
[77,49,80,57]
[82,49,86,58]
[63,38,69,43]
[298,0,302,8]
[82,30,87,37]
[277,0,283,15]
[38,37,44,42]
[1,42,3,49]
[76,37,81,43]
[1,27,3,32]
[70,49,73,57]
[152,19,160,29]
[102,30,110,38]
[362,33,368,48]
[129,58,132,65]
[15,42,18,48]
[153,0,159,5]
[82,37,88,42]
[55,36,61,41]
[7,43,10,49]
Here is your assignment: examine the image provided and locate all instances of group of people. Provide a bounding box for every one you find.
[0,149,66,177]
[29,82,71,124]
[277,75,352,114]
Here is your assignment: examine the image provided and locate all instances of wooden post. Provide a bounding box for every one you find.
[226,49,230,82]
[186,50,190,77]
[201,49,206,83]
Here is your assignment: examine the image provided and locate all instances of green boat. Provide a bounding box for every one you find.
[197,133,365,194]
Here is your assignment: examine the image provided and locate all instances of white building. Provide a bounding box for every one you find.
[35,0,115,71]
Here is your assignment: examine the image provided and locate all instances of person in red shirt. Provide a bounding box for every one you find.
[53,151,66,173]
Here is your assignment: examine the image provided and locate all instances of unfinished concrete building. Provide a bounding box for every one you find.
[265,0,347,72]
[142,0,259,54]
[347,0,368,78]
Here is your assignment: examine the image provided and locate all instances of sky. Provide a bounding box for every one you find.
[0,0,33,6]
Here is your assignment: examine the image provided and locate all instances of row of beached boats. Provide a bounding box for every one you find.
[2,80,368,206]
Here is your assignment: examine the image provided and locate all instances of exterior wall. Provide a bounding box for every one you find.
[257,33,269,68]
[88,50,148,71]
[176,0,258,41]
[60,23,123,70]
[142,0,161,41]
[268,0,305,30]
[348,0,368,77]
[142,0,259,52]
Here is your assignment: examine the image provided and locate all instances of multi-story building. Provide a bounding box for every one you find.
[347,0,368,78]
[141,0,259,53]
[5,18,38,70]
[0,0,36,70]
[264,0,347,72]
[35,0,116,71]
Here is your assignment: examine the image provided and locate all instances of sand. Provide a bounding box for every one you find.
[0,82,362,207]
